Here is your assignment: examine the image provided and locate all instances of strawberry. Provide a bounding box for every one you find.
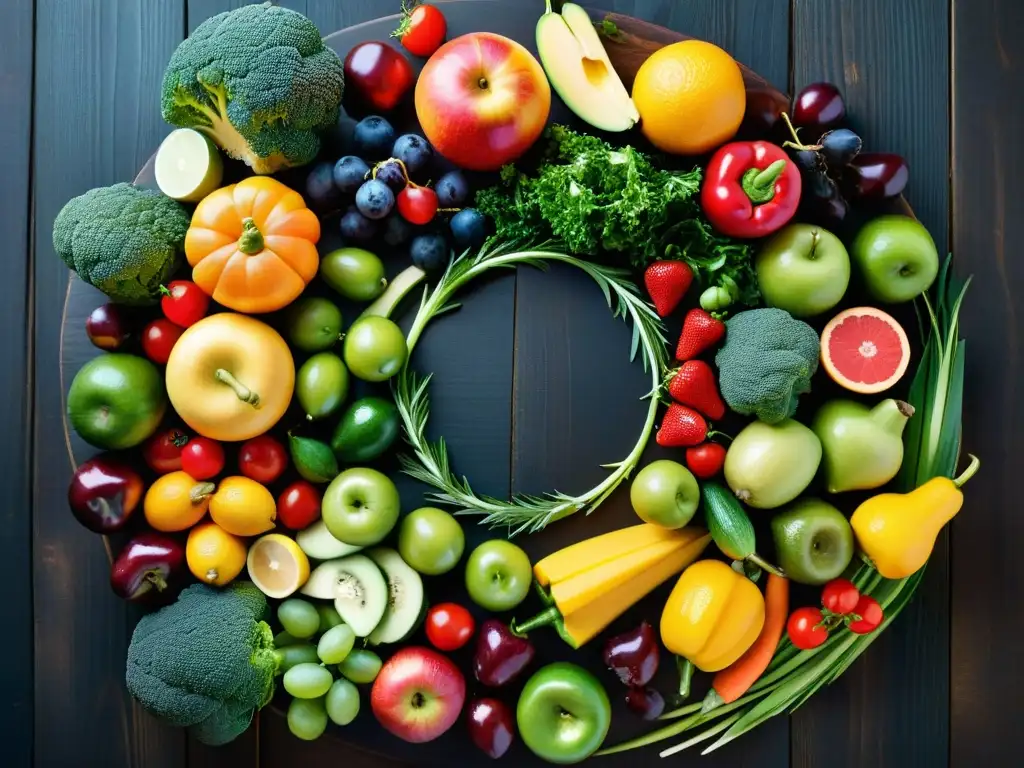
[666,360,726,420]
[644,261,693,317]
[685,442,728,479]
[656,404,707,447]
[676,308,726,361]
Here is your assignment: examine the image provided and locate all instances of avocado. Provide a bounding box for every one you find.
[331,396,400,463]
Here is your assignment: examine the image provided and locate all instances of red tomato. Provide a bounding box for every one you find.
[180,437,225,481]
[142,319,183,365]
[238,435,288,484]
[425,603,475,651]
[787,607,829,650]
[277,481,322,530]
[160,280,210,328]
[821,578,860,616]
[394,3,447,58]
[397,185,438,225]
[684,443,727,479]
[847,596,884,635]
[143,428,189,474]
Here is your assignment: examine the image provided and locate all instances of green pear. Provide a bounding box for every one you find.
[811,398,914,493]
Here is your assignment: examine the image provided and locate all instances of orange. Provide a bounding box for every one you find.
[632,40,746,155]
[144,471,214,532]
[187,521,247,586]
[209,476,277,537]
[247,534,310,599]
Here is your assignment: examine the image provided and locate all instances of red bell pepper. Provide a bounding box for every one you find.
[701,142,802,239]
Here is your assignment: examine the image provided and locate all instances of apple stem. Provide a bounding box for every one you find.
[741,160,786,205]
[746,552,786,579]
[238,217,265,255]
[215,368,261,407]
[675,656,694,701]
[190,482,216,505]
[953,454,981,488]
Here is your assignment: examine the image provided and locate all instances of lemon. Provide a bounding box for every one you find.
[248,534,311,599]
[209,476,277,536]
[187,522,247,586]
[144,471,214,532]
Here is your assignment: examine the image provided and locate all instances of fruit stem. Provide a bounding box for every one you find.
[746,552,786,579]
[705,429,733,443]
[675,656,694,701]
[780,112,823,151]
[215,368,261,407]
[741,160,786,204]
[545,0,553,14]
[144,571,168,593]
[190,482,216,504]
[953,454,980,488]
[238,217,265,255]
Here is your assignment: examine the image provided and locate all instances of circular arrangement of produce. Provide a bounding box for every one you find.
[57,2,977,765]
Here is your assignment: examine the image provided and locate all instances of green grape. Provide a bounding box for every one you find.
[283,662,334,699]
[274,644,320,675]
[317,624,356,665]
[274,630,299,648]
[338,649,382,684]
[287,696,328,741]
[325,678,360,726]
[317,604,344,633]
[278,599,320,639]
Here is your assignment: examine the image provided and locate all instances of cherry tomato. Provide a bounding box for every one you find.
[160,280,210,328]
[821,578,860,616]
[238,435,288,484]
[180,437,225,481]
[684,442,727,479]
[787,607,829,650]
[397,185,438,225]
[143,429,189,474]
[425,603,475,651]
[393,3,447,58]
[142,319,183,365]
[276,481,322,530]
[847,595,884,635]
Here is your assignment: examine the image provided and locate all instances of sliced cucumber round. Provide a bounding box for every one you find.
[299,554,387,637]
[366,548,426,646]
[154,128,223,202]
[297,519,363,561]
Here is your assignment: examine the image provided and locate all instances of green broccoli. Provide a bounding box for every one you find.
[125,582,278,746]
[52,183,190,305]
[715,308,820,424]
[161,3,345,174]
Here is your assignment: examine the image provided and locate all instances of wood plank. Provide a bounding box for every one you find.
[32,1,188,766]
[789,2,951,767]
[949,0,1024,764]
[0,0,36,764]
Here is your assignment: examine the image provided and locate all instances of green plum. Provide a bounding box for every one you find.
[286,297,343,352]
[465,540,532,612]
[343,316,408,382]
[397,507,466,575]
[517,662,611,764]
[296,352,349,421]
[320,247,387,301]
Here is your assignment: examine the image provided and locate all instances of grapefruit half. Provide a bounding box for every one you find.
[820,307,911,394]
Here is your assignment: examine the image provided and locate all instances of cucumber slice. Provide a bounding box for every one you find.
[299,555,387,638]
[366,548,426,645]
[297,520,362,561]
[154,128,223,202]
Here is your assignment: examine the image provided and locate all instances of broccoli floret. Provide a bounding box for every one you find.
[161,3,344,174]
[52,183,189,305]
[125,582,278,746]
[715,308,820,424]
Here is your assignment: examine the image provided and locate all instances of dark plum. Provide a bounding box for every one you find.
[792,82,847,132]
[110,533,185,602]
[392,134,433,177]
[85,303,129,351]
[450,208,487,251]
[355,179,395,220]
[352,115,396,159]
[68,457,144,534]
[738,88,790,138]
[304,161,340,211]
[473,619,535,687]
[382,214,414,247]
[435,170,470,207]
[843,152,910,201]
[625,687,666,720]
[374,160,408,192]
[603,621,660,687]
[466,698,516,759]
[339,208,379,243]
[333,155,370,194]
[410,233,449,273]
[820,128,863,167]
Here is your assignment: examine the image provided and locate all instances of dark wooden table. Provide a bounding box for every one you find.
[3,0,1021,766]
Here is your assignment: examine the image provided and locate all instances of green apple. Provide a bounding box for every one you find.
[629,460,700,529]
[851,215,939,303]
[67,353,167,449]
[397,507,465,575]
[464,540,531,612]
[517,662,611,764]
[343,316,408,382]
[770,498,854,585]
[322,467,401,546]
[755,224,851,317]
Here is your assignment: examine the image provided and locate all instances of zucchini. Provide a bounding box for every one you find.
[365,548,426,645]
[702,482,784,577]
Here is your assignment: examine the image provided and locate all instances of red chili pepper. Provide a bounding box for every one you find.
[701,141,802,239]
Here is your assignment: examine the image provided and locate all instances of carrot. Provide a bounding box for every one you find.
[702,573,789,712]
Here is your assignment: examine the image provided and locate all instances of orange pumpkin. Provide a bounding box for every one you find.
[184,177,320,313]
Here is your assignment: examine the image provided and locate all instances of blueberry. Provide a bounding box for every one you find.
[305,161,340,211]
[450,208,488,251]
[410,233,450,273]
[333,156,370,194]
[355,179,395,220]
[375,160,408,192]
[383,214,414,247]
[435,170,470,207]
[392,134,433,176]
[340,209,379,243]
[352,116,396,158]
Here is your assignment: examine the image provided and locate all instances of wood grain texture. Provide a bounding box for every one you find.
[31,1,187,766]
[0,0,35,764]
[790,2,951,767]
[950,0,1024,763]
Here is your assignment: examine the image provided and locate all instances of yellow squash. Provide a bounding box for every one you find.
[852,455,979,579]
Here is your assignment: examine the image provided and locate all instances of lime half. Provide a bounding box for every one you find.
[155,128,223,202]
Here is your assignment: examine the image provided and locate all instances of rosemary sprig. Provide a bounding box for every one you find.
[392,239,669,536]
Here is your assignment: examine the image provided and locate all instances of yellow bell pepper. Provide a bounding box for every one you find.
[660,559,765,673]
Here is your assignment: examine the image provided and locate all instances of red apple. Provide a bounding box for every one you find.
[415,32,551,171]
[371,647,466,743]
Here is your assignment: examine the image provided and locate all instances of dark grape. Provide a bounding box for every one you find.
[804,171,849,224]
[392,134,433,176]
[792,149,825,173]
[375,160,408,192]
[410,233,449,273]
[352,115,396,158]
[843,152,909,201]
[450,208,487,251]
[305,161,340,211]
[792,82,846,132]
[624,688,665,721]
[820,128,863,167]
[333,156,370,194]
[382,214,413,247]
[340,208,378,243]
[355,179,395,220]
[435,170,470,207]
